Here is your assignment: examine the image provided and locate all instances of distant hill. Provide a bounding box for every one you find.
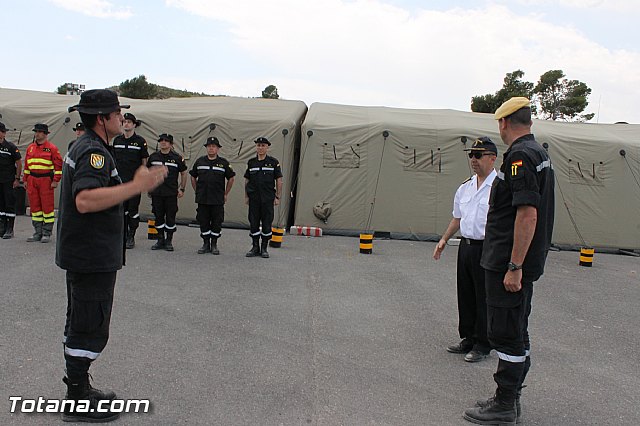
[106,75,222,100]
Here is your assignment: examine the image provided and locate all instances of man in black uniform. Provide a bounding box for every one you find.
[464,97,555,425]
[0,122,22,239]
[112,112,149,249]
[148,133,187,252]
[57,89,166,422]
[190,136,235,255]
[68,122,85,150]
[244,136,283,258]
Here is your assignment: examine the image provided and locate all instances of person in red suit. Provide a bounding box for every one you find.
[24,123,63,243]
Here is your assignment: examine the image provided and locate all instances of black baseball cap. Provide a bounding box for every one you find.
[254,136,271,146]
[68,89,130,114]
[123,112,140,126]
[0,122,9,132]
[158,133,174,143]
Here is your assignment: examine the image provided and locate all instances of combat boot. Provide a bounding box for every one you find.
[62,375,119,423]
[210,237,220,255]
[151,230,165,250]
[126,229,136,249]
[2,217,14,239]
[465,389,517,425]
[260,238,270,258]
[246,236,260,257]
[27,222,43,242]
[41,222,53,243]
[198,236,211,254]
[164,232,174,251]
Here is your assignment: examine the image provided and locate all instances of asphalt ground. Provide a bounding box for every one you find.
[1,215,639,425]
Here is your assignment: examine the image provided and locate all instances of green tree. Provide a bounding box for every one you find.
[533,70,594,121]
[119,75,158,99]
[56,84,67,95]
[471,70,534,113]
[261,84,279,99]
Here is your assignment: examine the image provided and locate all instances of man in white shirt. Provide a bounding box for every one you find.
[433,137,498,363]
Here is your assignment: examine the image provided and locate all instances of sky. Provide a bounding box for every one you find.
[3,0,640,123]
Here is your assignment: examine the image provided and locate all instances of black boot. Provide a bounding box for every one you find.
[27,221,42,242]
[465,389,517,425]
[126,229,136,249]
[41,222,53,243]
[151,229,165,250]
[0,217,5,237]
[246,236,260,257]
[210,237,220,255]
[260,238,270,258]
[2,217,14,239]
[475,392,522,424]
[62,375,119,422]
[198,236,211,254]
[164,231,174,251]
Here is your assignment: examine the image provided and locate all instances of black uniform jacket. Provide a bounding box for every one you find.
[112,133,149,182]
[244,155,283,202]
[56,129,124,273]
[0,139,21,183]
[481,134,555,283]
[189,155,235,205]
[148,150,187,197]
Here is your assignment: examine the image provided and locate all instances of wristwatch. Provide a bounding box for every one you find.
[507,261,523,271]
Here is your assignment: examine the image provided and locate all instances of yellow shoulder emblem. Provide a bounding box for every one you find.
[90,153,105,169]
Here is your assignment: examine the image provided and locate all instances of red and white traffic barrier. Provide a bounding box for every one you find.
[290,225,323,237]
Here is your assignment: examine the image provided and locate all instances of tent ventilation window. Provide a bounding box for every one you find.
[323,143,360,168]
[568,158,605,186]
[403,146,441,173]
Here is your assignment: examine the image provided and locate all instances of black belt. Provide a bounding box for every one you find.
[460,237,484,246]
[29,171,53,178]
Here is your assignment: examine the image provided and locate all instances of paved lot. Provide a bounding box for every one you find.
[1,215,639,425]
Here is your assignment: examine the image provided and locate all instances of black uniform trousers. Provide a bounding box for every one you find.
[486,269,533,403]
[0,181,16,217]
[197,204,224,238]
[124,194,142,233]
[152,195,178,234]
[456,239,489,351]
[63,271,117,380]
[248,197,274,240]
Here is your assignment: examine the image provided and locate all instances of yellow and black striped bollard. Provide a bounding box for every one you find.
[147,219,158,240]
[359,233,373,254]
[579,247,594,267]
[270,227,285,248]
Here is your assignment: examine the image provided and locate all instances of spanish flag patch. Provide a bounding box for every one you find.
[511,160,523,176]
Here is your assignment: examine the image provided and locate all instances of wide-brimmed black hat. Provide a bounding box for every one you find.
[33,123,50,134]
[0,122,9,132]
[123,112,141,127]
[465,136,497,154]
[158,133,174,143]
[68,89,130,114]
[254,136,271,146]
[73,122,85,131]
[204,136,221,147]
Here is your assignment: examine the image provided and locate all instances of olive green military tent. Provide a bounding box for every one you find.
[294,102,640,250]
[0,88,307,228]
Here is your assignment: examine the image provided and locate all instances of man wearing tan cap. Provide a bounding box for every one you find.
[463,97,555,425]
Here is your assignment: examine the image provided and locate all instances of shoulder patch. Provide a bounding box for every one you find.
[90,153,105,169]
[511,160,523,177]
[461,177,472,184]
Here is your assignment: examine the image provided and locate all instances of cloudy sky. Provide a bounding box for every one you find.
[4,0,639,123]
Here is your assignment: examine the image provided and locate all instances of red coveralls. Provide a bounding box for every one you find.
[24,140,63,239]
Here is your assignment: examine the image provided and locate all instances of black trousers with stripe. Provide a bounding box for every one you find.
[152,195,178,234]
[124,194,142,232]
[196,204,224,237]
[248,197,274,240]
[0,181,16,216]
[64,271,117,380]
[486,269,533,402]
